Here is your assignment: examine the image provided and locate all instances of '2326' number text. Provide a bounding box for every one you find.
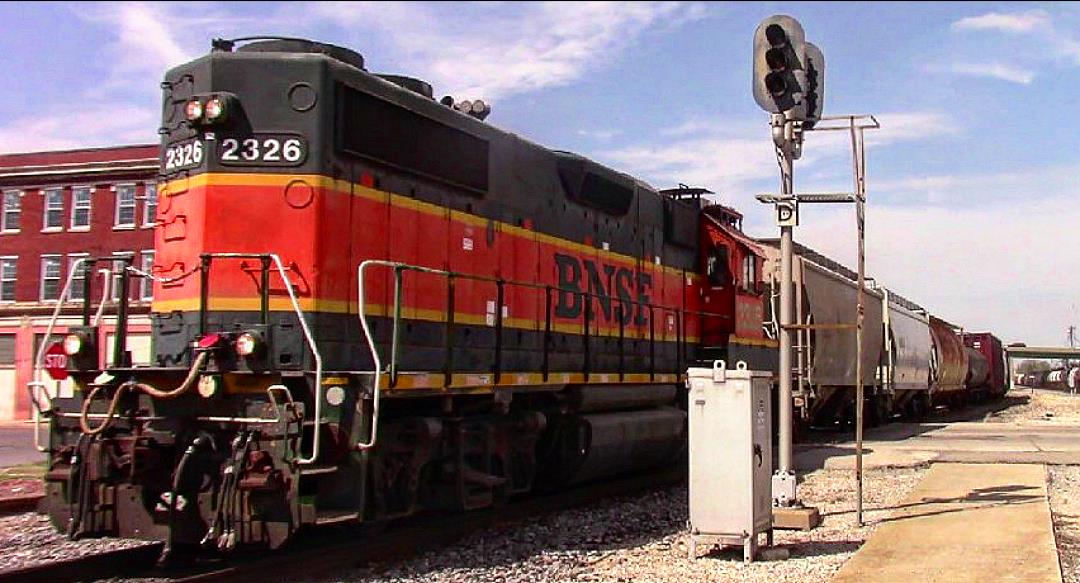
[219,136,306,165]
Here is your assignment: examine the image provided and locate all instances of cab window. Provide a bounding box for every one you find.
[707,245,731,287]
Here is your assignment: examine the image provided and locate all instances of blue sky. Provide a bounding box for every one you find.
[1,2,1078,346]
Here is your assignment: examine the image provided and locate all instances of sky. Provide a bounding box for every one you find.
[0,1,1077,346]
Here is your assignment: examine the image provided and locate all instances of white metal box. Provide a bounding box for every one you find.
[687,361,773,562]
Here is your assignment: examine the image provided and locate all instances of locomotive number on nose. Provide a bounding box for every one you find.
[162,139,204,171]
[218,134,307,166]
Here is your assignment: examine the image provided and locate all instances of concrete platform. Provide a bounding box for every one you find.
[833,463,1061,583]
[796,420,1080,470]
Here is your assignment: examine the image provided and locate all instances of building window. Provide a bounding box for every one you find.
[40,255,62,302]
[114,184,136,228]
[0,257,16,302]
[68,254,89,301]
[110,252,134,301]
[140,250,155,300]
[43,188,63,230]
[2,191,20,232]
[71,186,92,229]
[0,334,14,366]
[143,182,157,227]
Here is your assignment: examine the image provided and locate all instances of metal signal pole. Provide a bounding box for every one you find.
[776,114,797,479]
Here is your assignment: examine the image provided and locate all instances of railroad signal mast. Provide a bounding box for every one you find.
[753,15,878,528]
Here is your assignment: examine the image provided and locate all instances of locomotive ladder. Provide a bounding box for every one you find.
[355,259,731,450]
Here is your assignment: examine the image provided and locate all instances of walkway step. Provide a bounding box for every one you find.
[833,463,1061,583]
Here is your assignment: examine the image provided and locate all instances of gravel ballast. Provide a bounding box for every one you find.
[0,511,151,573]
[1049,465,1080,583]
[305,466,926,583]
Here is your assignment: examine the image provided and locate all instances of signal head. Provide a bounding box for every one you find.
[752,15,808,115]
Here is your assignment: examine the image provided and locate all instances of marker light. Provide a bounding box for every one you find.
[184,99,204,122]
[204,97,226,122]
[63,333,84,356]
[235,332,261,357]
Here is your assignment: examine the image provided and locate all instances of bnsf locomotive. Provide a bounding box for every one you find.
[37,38,773,556]
[35,37,1005,558]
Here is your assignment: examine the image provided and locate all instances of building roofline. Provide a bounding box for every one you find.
[0,143,158,158]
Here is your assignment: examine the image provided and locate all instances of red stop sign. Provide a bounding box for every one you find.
[44,342,69,381]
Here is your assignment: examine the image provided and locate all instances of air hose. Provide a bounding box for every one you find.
[79,351,209,435]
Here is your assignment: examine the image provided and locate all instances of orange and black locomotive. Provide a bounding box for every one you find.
[38,37,773,557]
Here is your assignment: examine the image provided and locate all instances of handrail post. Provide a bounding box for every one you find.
[542,286,552,382]
[198,255,211,338]
[260,256,271,327]
[617,302,625,381]
[676,310,684,374]
[81,259,93,325]
[445,275,455,387]
[390,266,404,388]
[114,255,132,367]
[493,279,505,385]
[582,291,591,380]
[648,305,655,381]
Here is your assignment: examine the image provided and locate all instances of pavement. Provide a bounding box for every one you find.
[832,463,1061,583]
[0,424,44,467]
[795,419,1080,470]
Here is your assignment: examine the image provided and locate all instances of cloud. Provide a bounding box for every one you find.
[951,10,1051,33]
[302,2,710,100]
[577,129,623,141]
[0,106,158,154]
[786,164,1080,345]
[599,111,957,201]
[929,62,1035,84]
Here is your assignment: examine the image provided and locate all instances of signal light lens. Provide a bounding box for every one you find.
[765,73,787,97]
[184,99,203,122]
[62,334,84,356]
[235,332,260,357]
[765,24,787,47]
[204,97,226,122]
[765,48,787,71]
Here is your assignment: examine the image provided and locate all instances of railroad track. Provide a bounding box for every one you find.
[0,468,683,583]
[0,493,43,513]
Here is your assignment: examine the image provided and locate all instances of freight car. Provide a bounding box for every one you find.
[31,38,777,557]
[962,332,1006,397]
[758,241,999,425]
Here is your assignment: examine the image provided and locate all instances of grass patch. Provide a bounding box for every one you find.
[0,462,46,482]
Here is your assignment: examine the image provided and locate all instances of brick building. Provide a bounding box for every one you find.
[0,145,158,421]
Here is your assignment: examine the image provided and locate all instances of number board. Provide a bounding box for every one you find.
[162,139,205,172]
[218,134,308,166]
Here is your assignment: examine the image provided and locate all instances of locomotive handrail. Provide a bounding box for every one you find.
[198,253,323,465]
[356,259,733,450]
[29,255,135,452]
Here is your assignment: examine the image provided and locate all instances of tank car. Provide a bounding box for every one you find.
[32,38,774,556]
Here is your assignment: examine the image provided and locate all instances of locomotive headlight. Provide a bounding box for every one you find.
[235,332,262,357]
[184,99,204,122]
[62,333,85,356]
[204,97,226,122]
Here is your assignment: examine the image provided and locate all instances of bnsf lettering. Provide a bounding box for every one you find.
[553,252,652,325]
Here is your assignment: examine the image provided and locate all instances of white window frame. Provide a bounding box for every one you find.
[113,183,137,229]
[0,256,16,303]
[142,182,158,228]
[70,185,92,230]
[40,254,62,303]
[42,187,64,231]
[2,190,21,233]
[68,253,90,302]
[110,251,134,302]
[139,250,155,301]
